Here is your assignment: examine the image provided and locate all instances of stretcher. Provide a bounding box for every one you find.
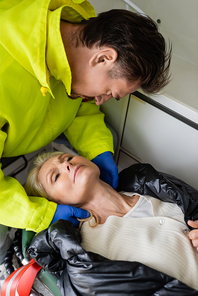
[1,156,198,296]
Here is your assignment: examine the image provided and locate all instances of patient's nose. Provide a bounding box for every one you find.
[62,160,73,172]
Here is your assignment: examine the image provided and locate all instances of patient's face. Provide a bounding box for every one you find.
[38,153,100,205]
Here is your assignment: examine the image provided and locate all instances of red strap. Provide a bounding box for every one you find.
[1,260,35,296]
[1,259,42,296]
[16,261,42,296]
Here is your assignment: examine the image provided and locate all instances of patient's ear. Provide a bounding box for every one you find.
[89,48,117,68]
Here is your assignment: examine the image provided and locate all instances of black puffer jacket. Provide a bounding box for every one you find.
[28,163,198,296]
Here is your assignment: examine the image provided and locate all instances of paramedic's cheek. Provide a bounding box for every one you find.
[187,220,198,251]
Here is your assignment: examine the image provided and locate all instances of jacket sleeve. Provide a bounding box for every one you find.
[28,220,198,296]
[117,163,198,224]
[64,100,114,160]
[0,129,56,233]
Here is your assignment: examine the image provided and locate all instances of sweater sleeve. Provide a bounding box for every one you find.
[64,100,114,160]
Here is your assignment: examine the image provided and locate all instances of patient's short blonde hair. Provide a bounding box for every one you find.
[24,151,64,201]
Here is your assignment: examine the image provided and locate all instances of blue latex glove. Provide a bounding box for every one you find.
[51,205,90,227]
[92,151,119,189]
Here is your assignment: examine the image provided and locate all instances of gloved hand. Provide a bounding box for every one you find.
[51,205,90,227]
[92,151,119,189]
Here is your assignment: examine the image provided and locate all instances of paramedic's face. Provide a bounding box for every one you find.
[38,154,100,205]
[69,70,141,105]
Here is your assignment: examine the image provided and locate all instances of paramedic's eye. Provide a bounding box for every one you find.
[115,96,120,101]
[55,173,60,182]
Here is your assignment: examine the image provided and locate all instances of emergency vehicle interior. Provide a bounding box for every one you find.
[1,0,198,295]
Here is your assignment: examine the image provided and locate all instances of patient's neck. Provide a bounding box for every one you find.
[81,181,139,224]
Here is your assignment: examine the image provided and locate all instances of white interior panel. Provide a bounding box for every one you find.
[122,95,198,189]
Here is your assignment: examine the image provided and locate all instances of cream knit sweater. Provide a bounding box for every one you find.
[81,194,198,290]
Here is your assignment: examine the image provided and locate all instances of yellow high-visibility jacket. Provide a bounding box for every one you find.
[0,0,113,232]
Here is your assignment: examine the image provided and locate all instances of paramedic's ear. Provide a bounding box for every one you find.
[89,48,117,68]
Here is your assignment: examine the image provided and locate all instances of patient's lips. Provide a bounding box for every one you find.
[74,165,83,182]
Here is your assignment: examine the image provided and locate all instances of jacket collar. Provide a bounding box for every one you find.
[46,9,72,95]
[46,2,96,96]
[0,0,95,97]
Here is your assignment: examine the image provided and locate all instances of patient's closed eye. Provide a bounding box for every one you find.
[55,173,60,182]
[59,155,73,163]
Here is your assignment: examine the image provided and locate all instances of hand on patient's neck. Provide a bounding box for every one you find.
[81,181,139,224]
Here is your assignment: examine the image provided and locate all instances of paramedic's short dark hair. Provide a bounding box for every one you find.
[78,9,172,94]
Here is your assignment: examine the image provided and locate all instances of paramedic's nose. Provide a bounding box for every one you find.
[95,94,112,105]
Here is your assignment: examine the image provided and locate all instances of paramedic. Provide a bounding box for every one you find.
[0,0,171,263]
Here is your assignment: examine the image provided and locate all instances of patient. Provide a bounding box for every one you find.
[25,151,198,291]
